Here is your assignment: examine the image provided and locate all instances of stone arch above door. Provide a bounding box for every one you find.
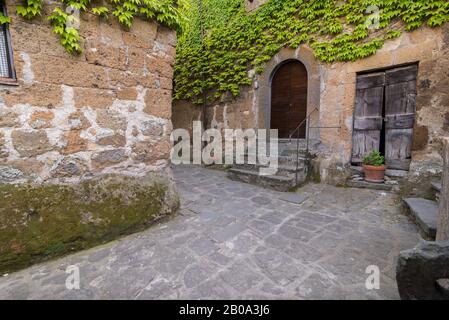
[256,45,321,136]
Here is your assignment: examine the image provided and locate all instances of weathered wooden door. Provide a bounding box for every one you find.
[271,61,308,139]
[351,72,385,163]
[384,65,418,170]
[351,65,418,170]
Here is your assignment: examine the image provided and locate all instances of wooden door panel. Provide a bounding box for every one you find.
[353,117,383,130]
[385,129,413,170]
[385,65,417,170]
[385,82,417,115]
[385,113,415,129]
[386,64,418,84]
[271,61,308,139]
[352,130,381,163]
[351,72,385,163]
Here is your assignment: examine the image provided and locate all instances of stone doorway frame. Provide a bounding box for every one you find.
[256,46,321,140]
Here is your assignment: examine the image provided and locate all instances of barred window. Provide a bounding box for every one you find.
[0,2,15,80]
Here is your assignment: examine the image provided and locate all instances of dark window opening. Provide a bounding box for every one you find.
[0,2,16,80]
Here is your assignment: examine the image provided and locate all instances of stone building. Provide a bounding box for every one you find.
[0,3,176,184]
[173,0,449,194]
[0,1,178,272]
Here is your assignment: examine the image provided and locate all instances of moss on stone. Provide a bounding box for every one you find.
[309,169,322,184]
[0,173,179,274]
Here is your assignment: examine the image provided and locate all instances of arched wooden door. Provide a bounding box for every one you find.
[271,61,308,139]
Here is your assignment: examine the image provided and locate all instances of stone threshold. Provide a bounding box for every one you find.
[346,179,396,192]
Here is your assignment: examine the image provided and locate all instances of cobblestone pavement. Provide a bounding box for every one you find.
[0,165,420,300]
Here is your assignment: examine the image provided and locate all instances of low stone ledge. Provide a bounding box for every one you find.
[396,240,449,300]
[0,173,179,274]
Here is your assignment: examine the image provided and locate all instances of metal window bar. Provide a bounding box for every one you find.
[0,2,16,80]
[289,108,341,185]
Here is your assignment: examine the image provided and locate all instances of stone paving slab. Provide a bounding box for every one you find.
[0,165,419,300]
[279,193,308,205]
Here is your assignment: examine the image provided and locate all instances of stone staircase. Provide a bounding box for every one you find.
[403,180,442,240]
[227,139,311,192]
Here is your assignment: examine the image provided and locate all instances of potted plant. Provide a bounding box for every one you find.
[363,150,386,183]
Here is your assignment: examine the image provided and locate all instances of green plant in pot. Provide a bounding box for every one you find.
[363,150,386,183]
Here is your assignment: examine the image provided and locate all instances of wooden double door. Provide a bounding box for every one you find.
[351,64,418,170]
[271,61,308,139]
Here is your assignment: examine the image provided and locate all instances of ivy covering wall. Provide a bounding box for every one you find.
[0,0,186,54]
[174,0,449,104]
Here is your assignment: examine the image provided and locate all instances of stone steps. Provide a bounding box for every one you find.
[232,163,305,177]
[347,166,400,192]
[432,181,442,202]
[227,167,298,192]
[403,198,439,240]
[227,147,310,191]
[225,135,313,192]
[346,179,394,191]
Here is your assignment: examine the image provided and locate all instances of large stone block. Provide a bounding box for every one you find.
[32,56,110,89]
[11,130,53,157]
[0,109,19,127]
[106,68,139,88]
[397,240,449,300]
[122,18,158,49]
[67,111,91,130]
[6,159,44,176]
[140,120,164,137]
[99,19,125,48]
[0,173,179,273]
[9,22,41,54]
[0,166,24,183]
[96,110,127,131]
[117,87,138,101]
[92,149,127,169]
[0,132,7,158]
[61,130,89,155]
[144,89,172,119]
[127,46,146,72]
[74,87,116,109]
[132,139,171,164]
[3,84,62,108]
[146,54,174,78]
[96,133,126,147]
[85,40,127,70]
[51,157,89,178]
[29,111,54,129]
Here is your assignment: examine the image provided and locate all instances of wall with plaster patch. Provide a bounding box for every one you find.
[0,5,176,183]
[173,24,449,187]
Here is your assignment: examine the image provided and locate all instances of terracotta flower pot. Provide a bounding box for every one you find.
[363,164,386,183]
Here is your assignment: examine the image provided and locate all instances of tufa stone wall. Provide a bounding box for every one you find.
[0,3,176,184]
[318,25,449,186]
[174,25,449,187]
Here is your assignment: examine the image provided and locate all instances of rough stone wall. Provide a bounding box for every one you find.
[437,137,449,241]
[0,4,176,184]
[173,25,449,187]
[172,86,257,137]
[319,25,449,185]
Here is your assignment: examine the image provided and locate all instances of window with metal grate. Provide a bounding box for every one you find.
[0,2,15,80]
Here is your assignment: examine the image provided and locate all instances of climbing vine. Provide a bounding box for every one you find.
[2,0,186,54]
[174,0,449,104]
